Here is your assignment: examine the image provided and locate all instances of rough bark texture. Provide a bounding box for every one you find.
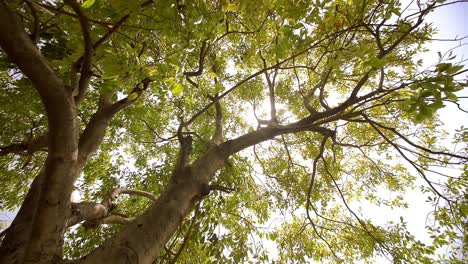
[0,2,79,263]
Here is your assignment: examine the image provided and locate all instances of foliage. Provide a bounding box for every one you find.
[0,0,467,263]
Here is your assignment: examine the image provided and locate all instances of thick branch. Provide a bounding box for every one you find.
[98,215,133,225]
[0,134,48,157]
[68,187,155,228]
[78,79,151,162]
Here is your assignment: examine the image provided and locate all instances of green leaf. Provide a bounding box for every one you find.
[127,92,138,101]
[436,63,451,72]
[444,91,458,101]
[223,2,239,12]
[446,65,464,75]
[171,83,184,96]
[82,0,96,9]
[208,71,218,78]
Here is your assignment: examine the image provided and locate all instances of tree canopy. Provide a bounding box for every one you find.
[0,0,467,263]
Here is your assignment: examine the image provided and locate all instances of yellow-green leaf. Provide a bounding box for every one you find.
[128,92,138,101]
[223,2,238,12]
[171,83,184,96]
[208,72,218,78]
[82,0,96,9]
[146,68,158,76]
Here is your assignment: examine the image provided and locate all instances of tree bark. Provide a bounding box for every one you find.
[73,121,332,263]
[0,2,79,262]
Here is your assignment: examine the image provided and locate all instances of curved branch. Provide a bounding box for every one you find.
[0,134,48,157]
[304,136,342,260]
[207,94,223,145]
[367,117,467,161]
[364,115,449,202]
[78,78,152,162]
[321,156,390,255]
[119,188,157,201]
[102,187,156,208]
[66,0,93,105]
[183,39,209,77]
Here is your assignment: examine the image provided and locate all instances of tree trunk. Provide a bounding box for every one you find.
[74,147,227,264]
[0,1,79,263]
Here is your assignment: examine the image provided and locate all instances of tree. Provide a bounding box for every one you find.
[0,0,466,263]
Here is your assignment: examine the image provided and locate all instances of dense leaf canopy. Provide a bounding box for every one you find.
[0,0,467,263]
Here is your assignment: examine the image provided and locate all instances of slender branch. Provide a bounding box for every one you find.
[25,1,40,43]
[207,94,223,145]
[364,115,449,202]
[209,185,235,193]
[184,24,364,127]
[304,136,342,260]
[66,0,93,105]
[183,40,209,77]
[260,55,278,123]
[168,205,199,264]
[366,117,467,161]
[321,156,390,254]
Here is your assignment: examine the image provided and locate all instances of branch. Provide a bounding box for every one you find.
[168,205,199,264]
[321,156,390,254]
[209,185,235,193]
[207,94,223,145]
[119,188,157,201]
[183,24,363,127]
[183,39,209,77]
[25,1,40,43]
[260,55,278,123]
[67,0,154,104]
[0,134,48,157]
[98,215,133,225]
[81,215,133,229]
[367,118,467,161]
[364,115,450,202]
[317,68,333,110]
[0,0,78,157]
[78,78,152,161]
[304,136,342,260]
[173,124,193,175]
[0,1,65,103]
[66,0,94,105]
[102,187,156,209]
[221,119,335,157]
